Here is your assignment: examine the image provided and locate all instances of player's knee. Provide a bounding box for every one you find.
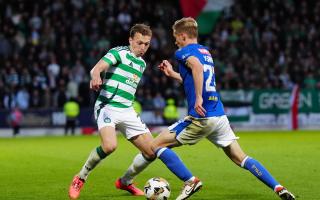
[138,143,156,160]
[232,154,247,166]
[101,143,117,154]
[151,142,161,153]
[142,150,156,161]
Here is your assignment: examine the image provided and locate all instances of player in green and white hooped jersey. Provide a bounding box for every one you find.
[69,24,155,200]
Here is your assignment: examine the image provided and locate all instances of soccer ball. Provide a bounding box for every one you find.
[144,177,171,200]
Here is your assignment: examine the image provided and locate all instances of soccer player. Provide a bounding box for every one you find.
[68,24,156,199]
[125,17,296,200]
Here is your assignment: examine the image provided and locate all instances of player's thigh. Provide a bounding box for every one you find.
[222,140,247,166]
[173,117,209,145]
[206,115,239,147]
[99,126,118,153]
[152,128,181,151]
[131,133,155,159]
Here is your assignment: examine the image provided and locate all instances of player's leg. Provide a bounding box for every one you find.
[223,140,281,188]
[153,128,193,181]
[214,115,295,199]
[122,132,155,184]
[207,115,295,199]
[69,126,117,199]
[81,126,117,179]
[223,141,295,199]
[69,105,118,199]
[153,118,205,200]
[115,111,153,195]
[115,132,154,196]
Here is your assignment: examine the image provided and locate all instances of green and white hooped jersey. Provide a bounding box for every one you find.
[96,46,146,108]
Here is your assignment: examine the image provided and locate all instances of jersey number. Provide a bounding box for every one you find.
[203,64,216,92]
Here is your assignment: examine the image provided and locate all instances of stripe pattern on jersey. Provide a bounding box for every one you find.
[97,46,146,108]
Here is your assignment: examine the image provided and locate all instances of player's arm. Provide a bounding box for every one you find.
[90,59,110,91]
[186,56,206,117]
[158,60,183,83]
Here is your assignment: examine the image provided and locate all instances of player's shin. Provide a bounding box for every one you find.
[78,146,109,180]
[120,153,154,185]
[156,147,193,181]
[241,156,280,190]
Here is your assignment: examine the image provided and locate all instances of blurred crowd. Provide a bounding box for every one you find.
[209,0,320,90]
[0,0,319,111]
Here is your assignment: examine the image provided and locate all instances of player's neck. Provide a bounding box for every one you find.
[184,38,198,46]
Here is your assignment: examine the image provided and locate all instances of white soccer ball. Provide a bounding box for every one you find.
[144,177,171,200]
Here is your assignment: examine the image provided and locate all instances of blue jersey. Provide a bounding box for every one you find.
[175,43,225,118]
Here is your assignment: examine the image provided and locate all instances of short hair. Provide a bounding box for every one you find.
[172,17,198,38]
[130,24,152,38]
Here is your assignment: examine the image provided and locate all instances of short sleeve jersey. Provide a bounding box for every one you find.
[97,46,146,108]
[175,43,225,117]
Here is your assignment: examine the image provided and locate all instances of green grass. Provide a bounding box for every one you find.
[0,131,319,200]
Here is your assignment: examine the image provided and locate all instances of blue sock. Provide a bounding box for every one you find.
[242,156,279,190]
[156,147,193,181]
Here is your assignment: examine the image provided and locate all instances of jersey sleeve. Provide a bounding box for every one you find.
[175,47,192,65]
[101,48,121,66]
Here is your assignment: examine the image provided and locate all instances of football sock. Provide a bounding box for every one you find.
[241,156,279,190]
[156,147,193,182]
[79,146,108,180]
[121,153,153,185]
[187,176,196,182]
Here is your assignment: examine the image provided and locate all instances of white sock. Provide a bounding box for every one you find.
[120,153,152,185]
[79,148,102,180]
[186,176,195,183]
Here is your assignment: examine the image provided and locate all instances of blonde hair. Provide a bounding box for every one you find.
[172,17,198,38]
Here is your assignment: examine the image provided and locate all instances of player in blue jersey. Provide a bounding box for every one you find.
[150,17,295,200]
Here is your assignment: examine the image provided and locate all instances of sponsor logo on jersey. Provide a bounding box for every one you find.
[208,96,218,101]
[198,48,210,55]
[125,74,139,87]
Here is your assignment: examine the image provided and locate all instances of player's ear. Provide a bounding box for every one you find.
[182,34,187,41]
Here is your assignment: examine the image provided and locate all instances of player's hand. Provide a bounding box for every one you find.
[158,60,173,77]
[90,76,102,91]
[194,96,206,117]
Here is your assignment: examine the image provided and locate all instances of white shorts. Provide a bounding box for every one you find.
[94,104,150,139]
[168,115,238,147]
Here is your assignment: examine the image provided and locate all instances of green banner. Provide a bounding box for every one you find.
[253,89,320,114]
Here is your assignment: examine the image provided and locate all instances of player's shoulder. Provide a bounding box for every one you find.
[110,46,130,53]
[175,45,192,60]
[175,44,206,60]
[190,44,210,55]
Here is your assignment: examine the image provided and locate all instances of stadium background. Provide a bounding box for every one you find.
[1,0,320,135]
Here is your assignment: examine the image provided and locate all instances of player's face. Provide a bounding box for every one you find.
[129,33,151,57]
[173,31,185,48]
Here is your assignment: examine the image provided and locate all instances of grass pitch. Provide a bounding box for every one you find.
[0,130,319,200]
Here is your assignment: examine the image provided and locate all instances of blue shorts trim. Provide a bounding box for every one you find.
[169,119,192,136]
